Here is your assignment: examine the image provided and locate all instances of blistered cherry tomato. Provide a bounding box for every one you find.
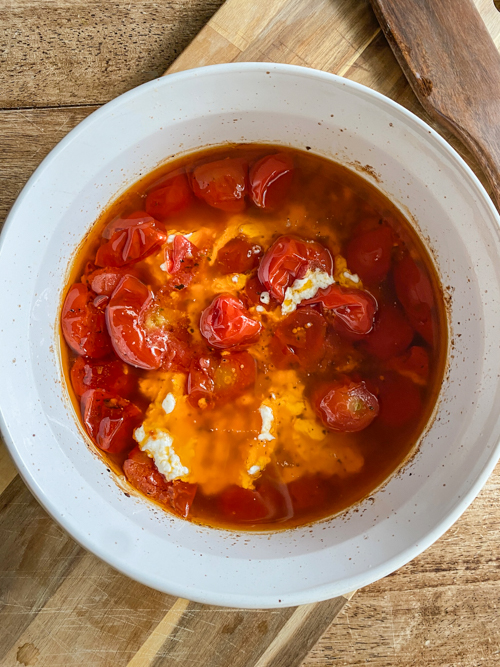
[95,211,167,268]
[81,388,141,453]
[362,304,414,360]
[145,173,192,220]
[70,356,136,399]
[304,284,377,335]
[163,234,199,281]
[215,236,262,274]
[249,153,294,209]
[346,225,393,283]
[257,235,333,302]
[106,274,190,370]
[272,307,327,371]
[377,373,422,428]
[312,379,379,432]
[200,294,262,349]
[191,158,248,212]
[123,447,197,518]
[394,253,435,344]
[187,351,256,407]
[389,345,430,384]
[218,477,292,524]
[86,267,129,296]
[61,283,112,358]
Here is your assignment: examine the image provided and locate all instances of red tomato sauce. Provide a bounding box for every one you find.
[60,145,447,531]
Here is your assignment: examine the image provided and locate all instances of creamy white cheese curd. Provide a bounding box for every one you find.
[343,270,360,284]
[162,393,176,414]
[281,268,334,315]
[133,427,189,481]
[258,404,275,442]
[259,291,270,305]
[255,305,265,312]
[248,465,261,476]
[231,275,239,283]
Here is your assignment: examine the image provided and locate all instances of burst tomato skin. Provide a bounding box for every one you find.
[249,153,294,210]
[312,379,379,432]
[81,388,142,454]
[85,267,129,296]
[199,294,262,349]
[106,274,190,371]
[62,283,112,358]
[272,307,327,371]
[95,211,167,268]
[215,236,262,274]
[346,225,394,283]
[257,235,333,302]
[145,173,192,220]
[163,234,199,278]
[187,351,256,408]
[123,447,197,518]
[362,303,414,360]
[191,158,248,212]
[304,284,377,335]
[70,356,136,399]
[394,253,435,344]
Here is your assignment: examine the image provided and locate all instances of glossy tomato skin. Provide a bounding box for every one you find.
[393,253,435,344]
[191,158,248,212]
[85,267,129,296]
[218,477,292,524]
[187,351,256,408]
[272,307,327,371]
[199,294,262,349]
[95,211,167,268]
[123,447,197,518]
[215,236,262,274]
[244,274,276,311]
[304,284,377,335]
[62,283,112,358]
[257,235,333,302]
[362,303,414,360]
[106,274,190,371]
[346,225,394,283]
[312,379,379,432]
[249,153,294,209]
[162,235,200,290]
[70,356,136,399]
[377,372,422,428]
[81,388,142,454]
[145,173,192,220]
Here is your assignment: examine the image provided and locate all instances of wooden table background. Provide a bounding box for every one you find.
[1,0,500,665]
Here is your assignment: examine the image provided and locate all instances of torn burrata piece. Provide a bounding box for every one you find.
[281,268,334,315]
[134,427,189,481]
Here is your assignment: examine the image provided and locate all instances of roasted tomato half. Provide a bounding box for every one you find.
[81,388,142,453]
[257,235,333,302]
[191,158,248,212]
[70,356,136,399]
[61,282,112,358]
[346,224,394,283]
[249,153,294,210]
[271,307,327,371]
[304,283,377,335]
[215,236,262,274]
[199,294,262,349]
[145,173,192,220]
[187,351,256,408]
[394,253,435,344]
[312,379,379,432]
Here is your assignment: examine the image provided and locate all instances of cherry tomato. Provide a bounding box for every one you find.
[81,388,142,454]
[86,267,129,296]
[70,356,136,399]
[394,253,435,344]
[272,307,327,371]
[244,274,275,311]
[249,153,294,209]
[187,351,256,407]
[145,173,192,220]
[312,379,379,432]
[199,294,262,349]
[123,447,197,518]
[362,303,414,360]
[346,225,394,283]
[191,158,248,212]
[377,373,422,428]
[61,283,112,358]
[215,236,262,274]
[95,211,167,268]
[163,234,200,284]
[304,284,377,335]
[389,345,430,384]
[257,235,333,302]
[218,477,292,524]
[106,274,190,370]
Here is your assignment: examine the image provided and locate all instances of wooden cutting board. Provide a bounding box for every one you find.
[1,1,500,666]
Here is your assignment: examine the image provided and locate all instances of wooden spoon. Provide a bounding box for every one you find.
[369,0,500,210]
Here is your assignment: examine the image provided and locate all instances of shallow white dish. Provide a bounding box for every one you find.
[1,63,500,608]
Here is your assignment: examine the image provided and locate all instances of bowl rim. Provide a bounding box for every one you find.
[1,61,500,608]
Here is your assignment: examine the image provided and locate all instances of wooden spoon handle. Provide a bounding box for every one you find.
[369,0,500,210]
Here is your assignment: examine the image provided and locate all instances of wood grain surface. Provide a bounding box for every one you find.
[1,0,500,665]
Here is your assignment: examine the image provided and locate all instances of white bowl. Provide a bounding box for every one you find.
[1,63,500,608]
